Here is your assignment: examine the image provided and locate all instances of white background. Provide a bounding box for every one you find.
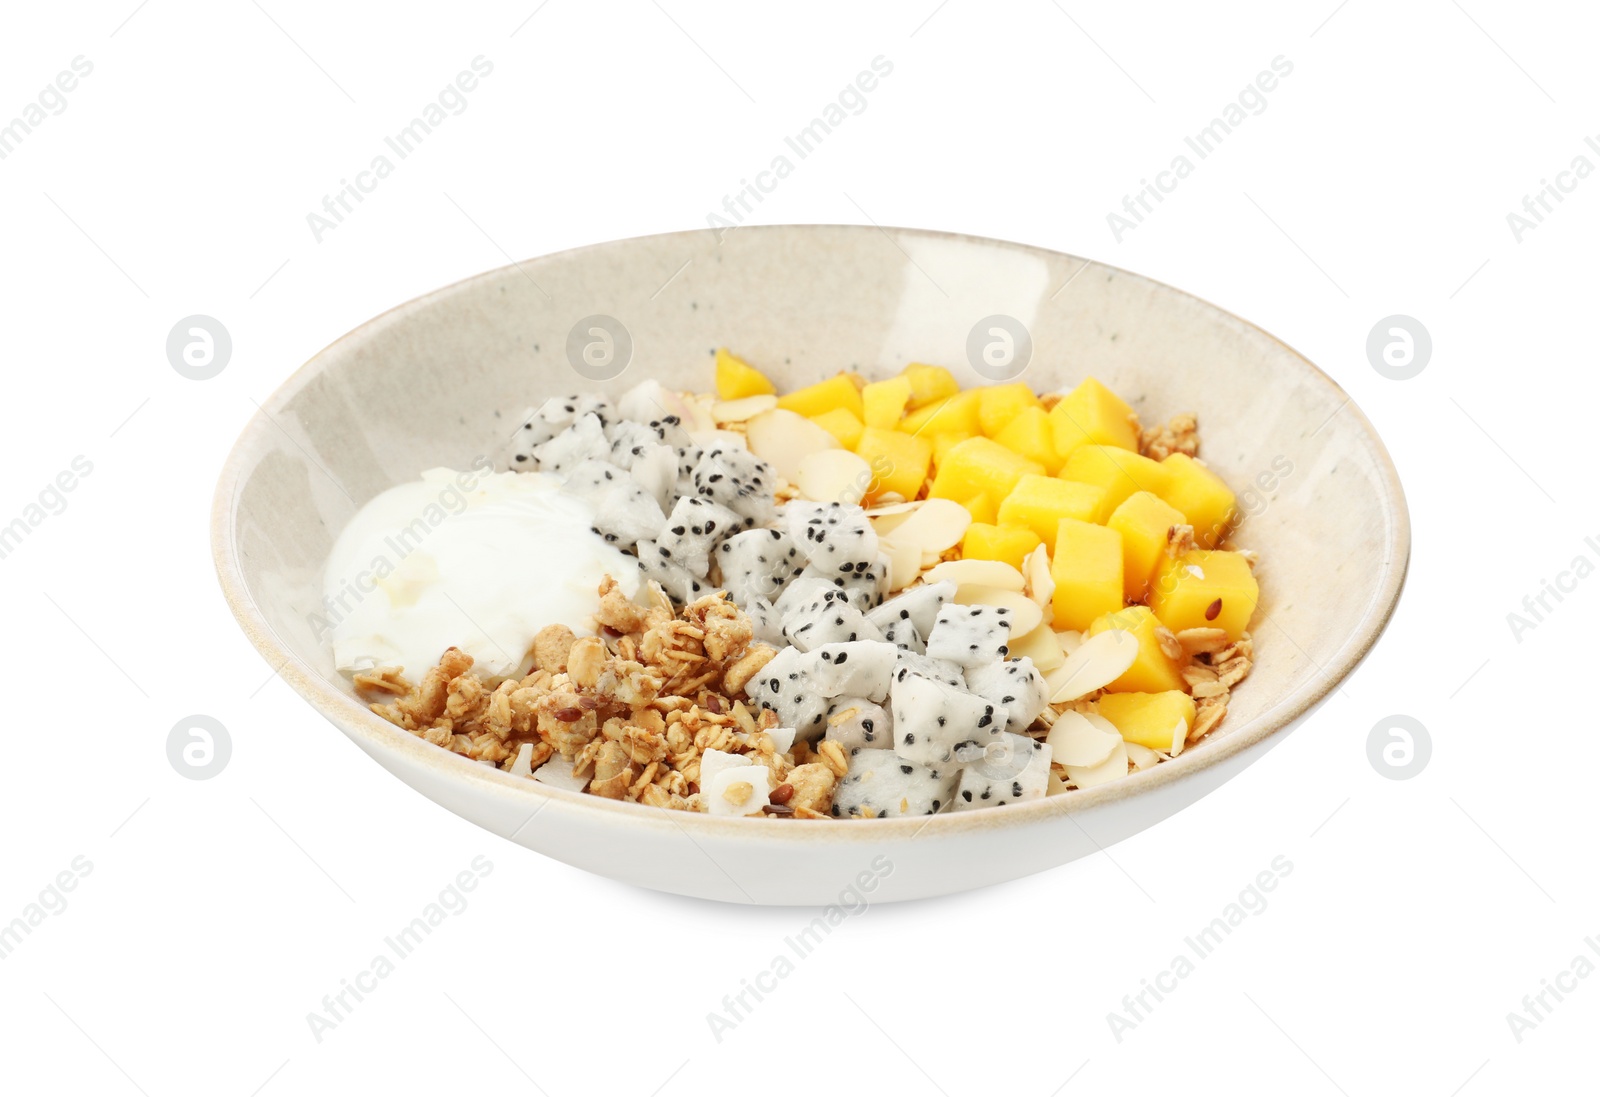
[1,1,1592,1093]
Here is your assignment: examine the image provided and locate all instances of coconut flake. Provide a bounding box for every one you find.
[531,757,590,793]
[704,763,773,816]
[924,558,1026,591]
[508,742,536,779]
[711,394,778,423]
[795,449,872,505]
[1047,710,1121,767]
[1046,629,1140,703]
[767,727,797,755]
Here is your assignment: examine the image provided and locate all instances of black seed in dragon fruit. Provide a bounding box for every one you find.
[715,528,805,608]
[925,604,1014,668]
[657,496,742,578]
[963,657,1050,732]
[889,671,1007,767]
[832,748,957,818]
[823,696,891,751]
[794,640,898,701]
[951,732,1050,810]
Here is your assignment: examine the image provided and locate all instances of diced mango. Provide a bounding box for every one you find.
[1096,691,1197,752]
[1088,606,1185,694]
[900,390,981,437]
[1158,454,1237,548]
[931,432,975,469]
[962,523,1042,571]
[978,382,1043,438]
[961,492,997,525]
[777,374,863,419]
[862,376,913,430]
[1106,491,1188,601]
[1049,377,1139,459]
[811,407,864,450]
[714,348,775,400]
[929,437,1044,503]
[856,426,932,502]
[901,364,960,409]
[1050,518,1124,632]
[993,406,1064,474]
[997,474,1106,553]
[1148,549,1258,641]
[1060,445,1171,520]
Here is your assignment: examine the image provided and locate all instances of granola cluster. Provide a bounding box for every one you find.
[356,578,840,817]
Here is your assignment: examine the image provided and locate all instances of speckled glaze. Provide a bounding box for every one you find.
[211,225,1409,905]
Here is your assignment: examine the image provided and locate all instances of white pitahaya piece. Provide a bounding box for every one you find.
[804,556,888,613]
[692,447,778,526]
[880,614,925,653]
[561,460,666,548]
[925,604,1015,668]
[605,419,663,470]
[824,697,892,751]
[630,442,678,515]
[773,574,837,620]
[617,379,686,426]
[892,649,966,689]
[951,732,1050,810]
[746,645,830,740]
[674,444,704,499]
[866,581,957,641]
[746,598,786,647]
[832,748,957,818]
[657,496,744,578]
[637,539,710,604]
[794,640,898,701]
[889,671,1006,767]
[715,528,805,607]
[506,395,614,465]
[964,657,1050,732]
[531,412,610,475]
[787,501,880,577]
[781,588,884,652]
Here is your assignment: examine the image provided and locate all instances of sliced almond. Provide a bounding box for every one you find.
[1125,742,1162,770]
[744,408,841,483]
[1047,629,1139,703]
[1047,710,1121,767]
[1064,740,1129,789]
[952,585,1043,638]
[1082,712,1121,739]
[880,539,922,593]
[711,394,778,423]
[883,498,970,555]
[795,449,872,505]
[1046,772,1069,796]
[924,558,1025,591]
[867,500,922,538]
[1010,624,1065,672]
[1056,629,1084,656]
[1024,544,1055,609]
[1168,717,1191,757]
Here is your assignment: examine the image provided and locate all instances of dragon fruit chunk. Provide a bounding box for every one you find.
[824,697,892,752]
[630,442,678,515]
[746,645,830,740]
[889,671,1007,767]
[892,649,966,689]
[781,591,884,652]
[746,598,786,647]
[832,748,957,818]
[785,501,880,576]
[774,575,838,620]
[531,412,612,476]
[795,640,899,701]
[636,539,710,604]
[657,496,743,578]
[880,614,925,654]
[964,657,1050,732]
[715,528,805,608]
[866,581,957,641]
[693,447,778,526]
[925,604,1014,668]
[562,460,665,548]
[951,732,1051,810]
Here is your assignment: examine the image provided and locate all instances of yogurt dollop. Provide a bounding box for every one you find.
[321,465,640,680]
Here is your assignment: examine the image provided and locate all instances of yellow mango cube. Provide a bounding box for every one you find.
[978,382,1043,438]
[1060,444,1171,520]
[1158,454,1237,548]
[1096,691,1197,752]
[901,363,960,409]
[1050,518,1124,632]
[993,406,1064,474]
[1148,549,1258,640]
[1088,606,1185,694]
[961,492,997,525]
[929,437,1044,503]
[1106,491,1187,601]
[962,523,1042,570]
[777,373,863,419]
[714,347,776,400]
[997,474,1106,553]
[811,407,864,451]
[1049,377,1139,459]
[856,426,932,502]
[862,376,914,429]
[900,390,981,437]
[930,432,974,469]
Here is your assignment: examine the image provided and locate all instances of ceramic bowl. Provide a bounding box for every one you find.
[211,225,1408,905]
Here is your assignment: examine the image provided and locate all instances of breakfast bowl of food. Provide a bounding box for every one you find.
[211,224,1408,905]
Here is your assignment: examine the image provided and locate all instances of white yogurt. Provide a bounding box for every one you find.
[321,465,640,680]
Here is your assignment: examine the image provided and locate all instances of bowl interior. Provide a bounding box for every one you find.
[216,225,1407,820]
